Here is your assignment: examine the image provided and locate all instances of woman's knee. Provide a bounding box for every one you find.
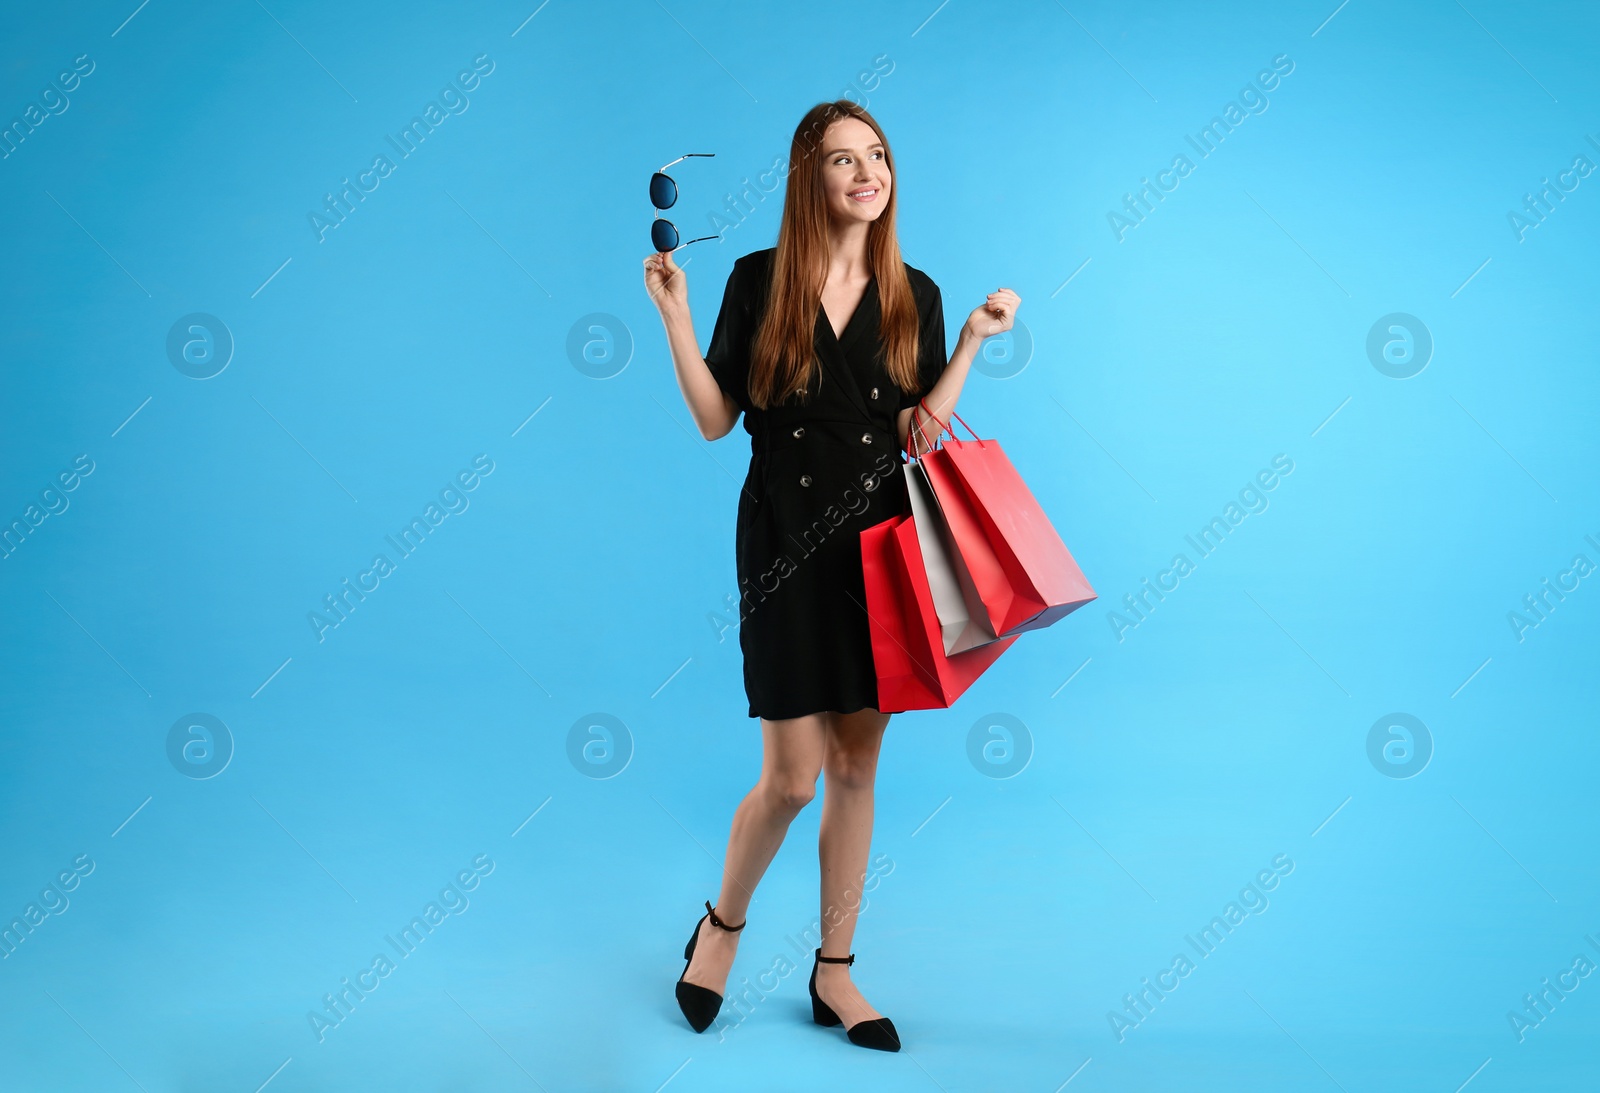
[757,714,826,811]
[823,747,879,790]
[760,772,818,812]
[824,710,887,789]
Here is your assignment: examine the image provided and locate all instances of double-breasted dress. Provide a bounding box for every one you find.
[703,247,948,720]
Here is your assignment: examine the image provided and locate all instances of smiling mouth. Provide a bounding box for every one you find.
[847,187,878,202]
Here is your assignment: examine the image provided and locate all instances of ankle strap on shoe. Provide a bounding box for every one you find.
[815,949,855,966]
[705,899,745,932]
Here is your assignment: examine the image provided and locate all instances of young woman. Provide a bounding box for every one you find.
[642,99,1019,1052]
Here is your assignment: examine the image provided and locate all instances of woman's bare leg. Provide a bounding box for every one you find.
[813,706,890,1025]
[681,712,826,996]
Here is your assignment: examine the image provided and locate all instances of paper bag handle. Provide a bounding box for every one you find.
[917,398,985,448]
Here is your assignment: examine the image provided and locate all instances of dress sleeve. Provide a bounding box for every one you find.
[901,281,948,412]
[702,260,755,416]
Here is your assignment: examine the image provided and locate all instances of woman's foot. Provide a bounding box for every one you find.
[808,950,900,1051]
[681,906,741,998]
[811,959,884,1027]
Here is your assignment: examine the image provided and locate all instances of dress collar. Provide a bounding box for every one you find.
[818,276,878,349]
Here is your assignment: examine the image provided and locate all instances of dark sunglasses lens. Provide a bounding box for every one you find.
[649,172,677,210]
[651,218,679,252]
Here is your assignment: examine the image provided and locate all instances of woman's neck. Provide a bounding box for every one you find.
[824,220,873,282]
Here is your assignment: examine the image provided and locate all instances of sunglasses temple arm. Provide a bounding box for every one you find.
[671,234,719,252]
[657,152,716,172]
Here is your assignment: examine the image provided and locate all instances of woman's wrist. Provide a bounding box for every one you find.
[658,300,692,330]
[950,329,984,373]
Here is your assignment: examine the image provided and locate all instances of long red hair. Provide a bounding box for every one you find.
[748,100,920,410]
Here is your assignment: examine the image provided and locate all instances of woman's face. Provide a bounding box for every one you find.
[820,116,891,226]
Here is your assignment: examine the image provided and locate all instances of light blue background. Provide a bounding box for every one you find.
[2,1,1596,1090]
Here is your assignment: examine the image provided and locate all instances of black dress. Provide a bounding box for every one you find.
[702,247,949,720]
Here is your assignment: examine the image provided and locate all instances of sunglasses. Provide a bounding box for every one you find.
[651,153,719,253]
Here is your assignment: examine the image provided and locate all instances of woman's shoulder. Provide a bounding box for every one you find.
[733,247,778,277]
[723,248,777,303]
[900,259,941,307]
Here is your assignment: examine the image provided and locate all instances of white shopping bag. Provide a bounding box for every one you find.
[901,457,1001,655]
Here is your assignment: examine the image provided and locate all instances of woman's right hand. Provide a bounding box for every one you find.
[643,249,689,318]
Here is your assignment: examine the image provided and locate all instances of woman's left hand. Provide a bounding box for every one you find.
[964,288,1021,341]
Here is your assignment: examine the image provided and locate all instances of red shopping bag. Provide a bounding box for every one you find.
[860,511,1016,713]
[916,406,1096,638]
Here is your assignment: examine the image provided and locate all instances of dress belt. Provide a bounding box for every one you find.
[757,417,901,457]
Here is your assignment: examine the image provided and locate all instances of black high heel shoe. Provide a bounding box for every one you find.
[808,949,900,1052]
[675,899,745,1033]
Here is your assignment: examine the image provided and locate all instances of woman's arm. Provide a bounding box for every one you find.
[897,287,1021,453]
[644,250,741,441]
